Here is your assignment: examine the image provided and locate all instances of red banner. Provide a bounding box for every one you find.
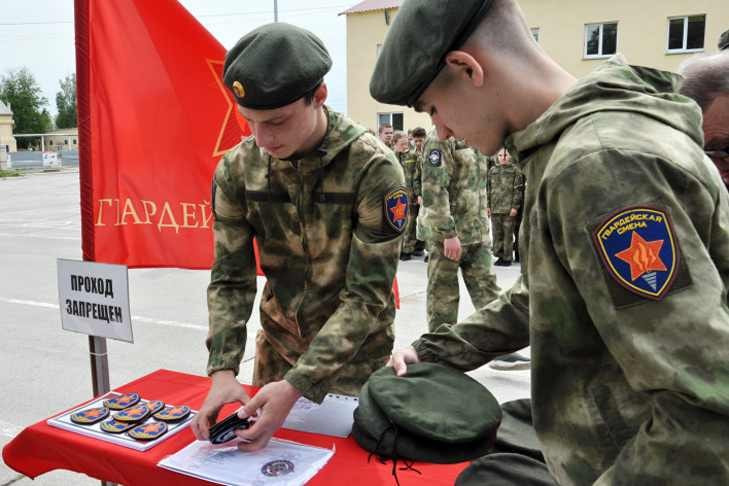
[75,0,248,269]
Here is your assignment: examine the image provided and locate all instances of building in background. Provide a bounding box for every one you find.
[342,0,729,132]
[45,128,79,151]
[0,101,18,154]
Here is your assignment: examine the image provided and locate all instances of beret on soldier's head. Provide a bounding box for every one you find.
[720,29,729,50]
[352,362,502,463]
[224,22,332,110]
[370,0,495,107]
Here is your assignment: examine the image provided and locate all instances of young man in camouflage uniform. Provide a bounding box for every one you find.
[392,131,422,260]
[374,0,729,484]
[418,132,501,331]
[191,23,406,452]
[487,147,524,266]
[378,123,394,148]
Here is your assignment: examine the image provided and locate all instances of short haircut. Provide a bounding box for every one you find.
[379,123,393,134]
[302,82,322,105]
[412,127,427,138]
[679,52,729,111]
[392,130,407,144]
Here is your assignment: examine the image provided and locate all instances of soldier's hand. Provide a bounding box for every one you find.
[235,380,301,452]
[510,208,518,218]
[486,207,492,218]
[191,370,250,441]
[443,236,462,261]
[387,346,420,376]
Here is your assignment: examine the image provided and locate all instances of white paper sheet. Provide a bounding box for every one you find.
[282,394,358,438]
[158,438,334,486]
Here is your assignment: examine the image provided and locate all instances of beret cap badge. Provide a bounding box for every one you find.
[232,81,246,98]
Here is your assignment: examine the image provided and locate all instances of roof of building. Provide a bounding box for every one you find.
[339,0,401,15]
[47,128,78,135]
[0,101,12,115]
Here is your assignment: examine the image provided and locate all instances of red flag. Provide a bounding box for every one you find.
[75,0,247,269]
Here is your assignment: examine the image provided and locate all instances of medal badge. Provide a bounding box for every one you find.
[593,207,678,300]
[70,407,110,425]
[113,404,150,423]
[153,405,191,422]
[385,189,409,232]
[143,400,165,415]
[100,418,136,434]
[103,392,141,410]
[128,421,168,440]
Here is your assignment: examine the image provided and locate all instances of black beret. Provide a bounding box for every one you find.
[370,0,494,107]
[352,363,502,463]
[224,23,332,109]
[720,30,729,51]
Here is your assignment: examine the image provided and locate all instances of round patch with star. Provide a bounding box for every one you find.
[592,206,679,300]
[100,418,136,434]
[384,188,409,232]
[113,404,150,423]
[70,406,110,425]
[428,149,442,167]
[103,392,140,410]
[143,400,165,415]
[128,421,168,440]
[153,405,191,422]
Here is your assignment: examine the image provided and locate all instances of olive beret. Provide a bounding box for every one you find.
[370,0,494,107]
[720,30,729,51]
[224,22,332,109]
[352,363,501,463]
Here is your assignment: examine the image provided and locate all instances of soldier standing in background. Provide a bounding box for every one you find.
[418,132,501,331]
[192,22,406,452]
[378,123,394,148]
[487,147,524,266]
[393,131,422,260]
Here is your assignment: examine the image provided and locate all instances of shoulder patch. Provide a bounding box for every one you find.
[591,206,690,306]
[385,188,409,233]
[428,149,442,167]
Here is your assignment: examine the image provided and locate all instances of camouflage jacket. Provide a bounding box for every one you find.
[417,135,491,246]
[397,149,422,202]
[207,108,405,403]
[413,57,729,484]
[487,163,524,214]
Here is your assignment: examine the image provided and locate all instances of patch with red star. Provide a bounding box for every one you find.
[143,400,165,415]
[100,418,136,434]
[113,404,150,423]
[128,421,168,441]
[103,392,140,410]
[154,405,191,422]
[385,188,409,233]
[70,406,110,425]
[591,206,690,306]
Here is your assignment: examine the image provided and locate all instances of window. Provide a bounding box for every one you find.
[73,139,77,145]
[584,22,617,58]
[667,15,705,52]
[377,112,403,131]
[531,27,540,43]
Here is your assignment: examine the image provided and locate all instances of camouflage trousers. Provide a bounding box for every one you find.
[426,240,501,332]
[402,204,423,254]
[492,213,516,261]
[252,328,391,398]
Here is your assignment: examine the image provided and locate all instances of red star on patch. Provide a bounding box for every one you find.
[615,231,667,281]
[390,199,407,223]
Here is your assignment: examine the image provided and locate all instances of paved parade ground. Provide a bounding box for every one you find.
[0,170,528,485]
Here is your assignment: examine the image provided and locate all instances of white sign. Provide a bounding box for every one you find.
[43,151,59,167]
[57,259,133,343]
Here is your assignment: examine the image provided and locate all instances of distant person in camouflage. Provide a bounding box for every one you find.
[418,132,501,331]
[393,131,422,260]
[378,123,394,148]
[487,147,524,266]
[412,126,427,155]
[192,23,406,452]
[373,0,729,484]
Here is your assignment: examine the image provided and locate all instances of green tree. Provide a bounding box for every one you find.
[0,68,52,149]
[55,73,77,129]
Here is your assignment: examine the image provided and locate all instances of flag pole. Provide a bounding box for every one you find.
[274,0,278,22]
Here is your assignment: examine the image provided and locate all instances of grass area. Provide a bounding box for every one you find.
[0,168,21,178]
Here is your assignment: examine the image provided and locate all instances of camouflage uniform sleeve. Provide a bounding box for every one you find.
[205,154,258,376]
[412,154,423,199]
[549,150,729,484]
[283,153,405,403]
[412,277,530,369]
[421,140,457,239]
[512,167,524,210]
[486,166,494,209]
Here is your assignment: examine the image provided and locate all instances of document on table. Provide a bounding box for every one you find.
[282,393,358,438]
[159,438,334,486]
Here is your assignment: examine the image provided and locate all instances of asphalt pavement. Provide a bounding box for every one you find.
[0,170,528,485]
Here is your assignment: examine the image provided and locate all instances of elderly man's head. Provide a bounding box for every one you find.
[679,52,729,189]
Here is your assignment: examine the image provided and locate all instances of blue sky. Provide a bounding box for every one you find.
[0,0,351,117]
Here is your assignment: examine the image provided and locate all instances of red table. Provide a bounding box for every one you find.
[2,369,466,485]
